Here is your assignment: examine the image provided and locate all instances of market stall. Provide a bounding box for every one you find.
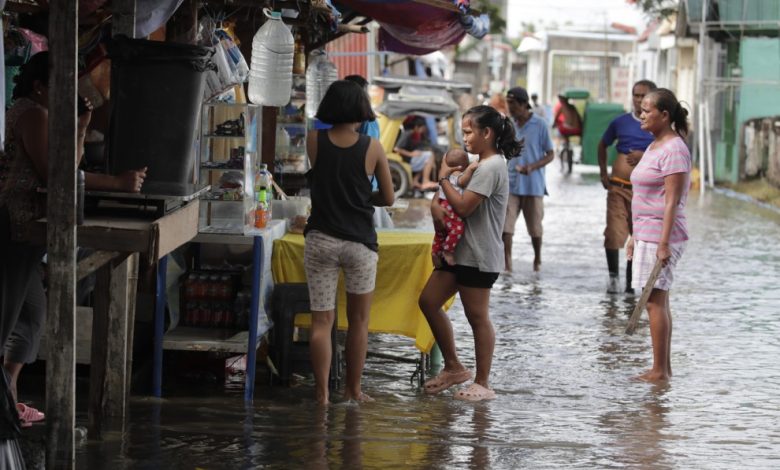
[0,0,490,466]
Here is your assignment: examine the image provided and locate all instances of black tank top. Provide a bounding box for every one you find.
[304,131,377,251]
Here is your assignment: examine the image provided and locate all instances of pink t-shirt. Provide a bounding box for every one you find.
[630,135,691,243]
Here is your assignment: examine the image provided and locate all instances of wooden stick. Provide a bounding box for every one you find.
[625,258,664,335]
[337,24,369,34]
[272,180,288,200]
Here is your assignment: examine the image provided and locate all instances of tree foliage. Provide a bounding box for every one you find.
[629,0,679,18]
[474,0,506,35]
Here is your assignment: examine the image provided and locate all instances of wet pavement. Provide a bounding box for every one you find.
[76,166,780,469]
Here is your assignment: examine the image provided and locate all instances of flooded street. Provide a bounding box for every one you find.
[78,168,780,469]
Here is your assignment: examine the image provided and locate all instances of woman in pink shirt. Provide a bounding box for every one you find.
[628,88,691,382]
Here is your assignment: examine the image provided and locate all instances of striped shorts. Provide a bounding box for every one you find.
[632,240,686,291]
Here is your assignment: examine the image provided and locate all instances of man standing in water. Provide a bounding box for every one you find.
[598,80,657,294]
[503,87,554,272]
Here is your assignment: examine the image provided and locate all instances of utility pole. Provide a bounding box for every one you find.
[604,11,612,102]
[695,0,708,193]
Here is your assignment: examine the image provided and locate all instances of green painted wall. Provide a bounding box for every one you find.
[715,37,780,183]
[738,37,780,123]
[716,41,740,183]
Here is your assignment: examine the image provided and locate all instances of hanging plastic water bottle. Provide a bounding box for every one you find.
[248,9,294,106]
[305,49,338,118]
[275,126,290,161]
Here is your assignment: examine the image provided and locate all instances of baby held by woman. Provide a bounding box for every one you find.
[431,149,476,267]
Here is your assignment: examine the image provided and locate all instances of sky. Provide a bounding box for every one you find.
[506,0,650,38]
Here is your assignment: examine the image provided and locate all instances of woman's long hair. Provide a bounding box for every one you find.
[463,105,524,157]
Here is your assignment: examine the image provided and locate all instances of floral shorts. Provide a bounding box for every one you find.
[303,230,378,311]
[632,240,686,291]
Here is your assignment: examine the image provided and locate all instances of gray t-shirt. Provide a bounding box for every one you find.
[454,155,509,273]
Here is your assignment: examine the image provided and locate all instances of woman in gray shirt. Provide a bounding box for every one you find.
[419,106,523,401]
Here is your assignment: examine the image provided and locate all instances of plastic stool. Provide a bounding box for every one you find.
[270,283,340,389]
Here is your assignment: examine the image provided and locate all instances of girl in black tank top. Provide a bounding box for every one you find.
[302,80,394,405]
[305,131,377,251]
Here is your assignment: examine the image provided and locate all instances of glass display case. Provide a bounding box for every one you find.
[198,102,262,234]
[275,74,309,175]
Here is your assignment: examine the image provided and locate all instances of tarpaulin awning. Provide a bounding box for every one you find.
[335,0,488,55]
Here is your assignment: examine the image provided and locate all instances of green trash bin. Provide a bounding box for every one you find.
[581,103,625,166]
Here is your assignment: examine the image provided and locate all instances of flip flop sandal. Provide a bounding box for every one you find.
[16,403,45,424]
[424,369,473,395]
[454,383,496,402]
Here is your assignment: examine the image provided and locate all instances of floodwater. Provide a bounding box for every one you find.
[77,167,780,469]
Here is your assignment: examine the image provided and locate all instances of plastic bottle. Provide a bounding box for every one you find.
[218,274,233,300]
[275,126,290,161]
[231,292,241,329]
[254,200,269,229]
[184,274,197,301]
[233,292,247,329]
[194,274,208,300]
[292,33,306,75]
[254,163,272,229]
[212,302,224,328]
[305,49,338,118]
[248,9,294,106]
[207,275,219,300]
[199,301,211,328]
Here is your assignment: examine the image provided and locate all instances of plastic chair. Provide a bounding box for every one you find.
[269,283,340,389]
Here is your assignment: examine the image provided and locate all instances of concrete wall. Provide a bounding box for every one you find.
[742,117,780,187]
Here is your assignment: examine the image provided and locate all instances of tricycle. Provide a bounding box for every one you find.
[371,76,471,198]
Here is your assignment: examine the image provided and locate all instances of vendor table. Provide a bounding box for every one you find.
[271,230,445,353]
[32,199,200,438]
[154,219,287,402]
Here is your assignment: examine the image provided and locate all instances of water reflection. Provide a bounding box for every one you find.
[600,384,672,469]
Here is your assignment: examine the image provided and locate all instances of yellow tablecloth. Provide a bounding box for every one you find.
[272,231,449,352]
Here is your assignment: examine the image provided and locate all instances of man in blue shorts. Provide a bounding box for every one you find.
[598,79,656,294]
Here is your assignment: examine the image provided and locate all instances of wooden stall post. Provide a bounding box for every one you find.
[46,1,79,467]
[108,0,139,406]
[88,253,134,438]
[84,0,140,439]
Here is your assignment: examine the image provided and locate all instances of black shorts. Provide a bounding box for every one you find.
[435,263,499,289]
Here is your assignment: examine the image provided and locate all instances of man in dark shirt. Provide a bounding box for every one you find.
[598,79,657,294]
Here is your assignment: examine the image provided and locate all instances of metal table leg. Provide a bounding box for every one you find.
[245,236,263,402]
